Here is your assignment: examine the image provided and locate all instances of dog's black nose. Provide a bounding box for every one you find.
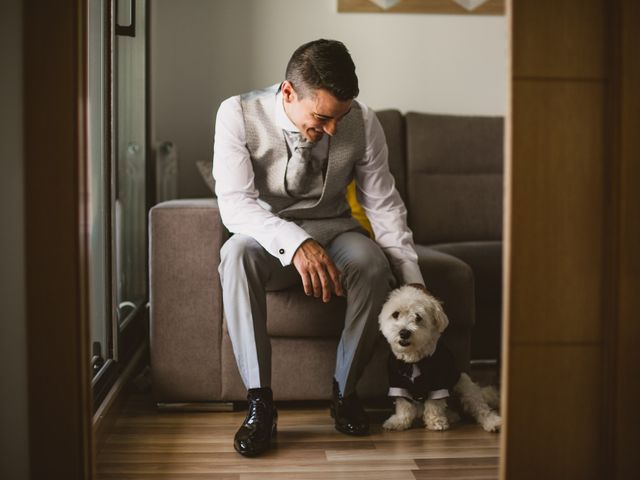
[399,329,411,339]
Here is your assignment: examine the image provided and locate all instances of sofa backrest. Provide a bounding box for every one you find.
[405,112,504,245]
[375,110,407,202]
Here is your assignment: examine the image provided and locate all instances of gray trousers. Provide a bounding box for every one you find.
[218,231,395,396]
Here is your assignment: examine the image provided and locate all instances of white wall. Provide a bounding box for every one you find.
[0,0,29,479]
[152,0,507,197]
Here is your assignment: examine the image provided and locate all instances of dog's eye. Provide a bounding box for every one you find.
[392,311,399,319]
[415,314,423,323]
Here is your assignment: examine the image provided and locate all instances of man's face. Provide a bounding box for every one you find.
[281,81,353,143]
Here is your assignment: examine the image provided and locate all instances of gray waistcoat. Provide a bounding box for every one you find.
[240,85,366,246]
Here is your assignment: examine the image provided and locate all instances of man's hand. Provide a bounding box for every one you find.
[407,283,430,295]
[292,239,344,303]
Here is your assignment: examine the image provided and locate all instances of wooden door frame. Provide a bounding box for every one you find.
[24,0,92,478]
[501,0,639,478]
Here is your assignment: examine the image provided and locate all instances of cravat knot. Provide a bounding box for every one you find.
[293,134,314,152]
[285,133,324,199]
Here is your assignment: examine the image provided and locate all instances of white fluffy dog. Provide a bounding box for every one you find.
[378,285,501,433]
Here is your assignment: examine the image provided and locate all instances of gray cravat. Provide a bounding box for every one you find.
[285,133,324,199]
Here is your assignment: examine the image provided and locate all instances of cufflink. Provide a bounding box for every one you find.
[279,248,285,255]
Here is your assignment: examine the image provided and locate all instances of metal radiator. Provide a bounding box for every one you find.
[154,141,178,203]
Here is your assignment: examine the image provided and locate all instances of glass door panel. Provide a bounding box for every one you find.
[113,0,147,334]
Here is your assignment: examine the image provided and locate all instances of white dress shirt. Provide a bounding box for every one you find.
[212,85,424,285]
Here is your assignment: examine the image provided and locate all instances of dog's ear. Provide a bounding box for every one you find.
[430,299,449,333]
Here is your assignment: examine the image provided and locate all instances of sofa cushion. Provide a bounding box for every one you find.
[265,284,347,337]
[375,109,407,202]
[430,241,502,360]
[346,180,373,237]
[406,113,503,244]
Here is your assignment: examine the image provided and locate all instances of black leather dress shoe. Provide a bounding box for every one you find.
[330,379,370,436]
[234,387,277,457]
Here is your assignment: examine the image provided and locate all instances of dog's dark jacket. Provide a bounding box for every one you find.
[388,341,460,401]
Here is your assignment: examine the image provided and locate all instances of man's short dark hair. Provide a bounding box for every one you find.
[285,39,359,101]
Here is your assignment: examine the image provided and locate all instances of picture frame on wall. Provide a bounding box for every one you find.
[337,0,505,15]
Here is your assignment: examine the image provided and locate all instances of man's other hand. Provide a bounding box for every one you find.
[292,239,344,303]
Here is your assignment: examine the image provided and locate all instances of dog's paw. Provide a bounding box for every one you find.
[383,414,412,431]
[481,411,501,432]
[424,415,450,431]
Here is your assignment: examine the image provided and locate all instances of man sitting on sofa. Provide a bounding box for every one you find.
[212,38,426,457]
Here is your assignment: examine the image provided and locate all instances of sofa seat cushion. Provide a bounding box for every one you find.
[430,241,502,360]
[266,284,347,337]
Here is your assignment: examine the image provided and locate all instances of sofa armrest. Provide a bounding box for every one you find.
[149,199,228,402]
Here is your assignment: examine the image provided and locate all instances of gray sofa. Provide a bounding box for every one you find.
[149,110,503,403]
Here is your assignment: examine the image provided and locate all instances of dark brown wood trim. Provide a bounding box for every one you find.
[598,2,640,477]
[499,2,512,478]
[614,0,640,476]
[601,0,622,477]
[24,0,93,478]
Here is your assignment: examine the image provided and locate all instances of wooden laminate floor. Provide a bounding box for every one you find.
[96,389,501,480]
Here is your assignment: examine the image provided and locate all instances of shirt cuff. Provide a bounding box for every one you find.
[269,222,311,266]
[397,261,425,286]
[388,387,412,399]
[428,389,450,400]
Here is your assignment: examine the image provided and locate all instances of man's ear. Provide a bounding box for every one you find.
[281,80,295,102]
